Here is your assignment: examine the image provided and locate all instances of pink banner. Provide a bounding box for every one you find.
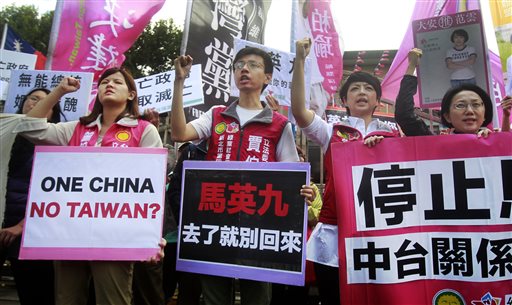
[48,0,165,80]
[332,133,512,305]
[307,0,342,96]
[382,0,505,109]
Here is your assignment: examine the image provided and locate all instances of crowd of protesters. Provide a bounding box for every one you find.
[0,38,511,305]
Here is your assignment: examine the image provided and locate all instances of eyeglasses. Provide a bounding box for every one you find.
[233,60,264,71]
[452,102,484,111]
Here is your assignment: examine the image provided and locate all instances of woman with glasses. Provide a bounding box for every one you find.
[395,48,495,136]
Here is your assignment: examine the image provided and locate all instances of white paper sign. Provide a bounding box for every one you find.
[0,49,37,100]
[136,64,204,113]
[20,146,168,261]
[5,70,93,122]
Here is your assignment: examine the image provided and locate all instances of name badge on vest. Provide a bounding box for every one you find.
[80,131,95,146]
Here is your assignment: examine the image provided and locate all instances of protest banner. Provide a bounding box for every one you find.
[20,146,168,261]
[231,38,311,108]
[182,0,272,119]
[332,133,512,305]
[4,70,93,121]
[135,64,204,114]
[0,49,36,100]
[176,161,310,286]
[47,0,164,78]
[291,0,342,116]
[413,10,491,108]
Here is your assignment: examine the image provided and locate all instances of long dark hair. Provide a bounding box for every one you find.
[79,67,139,125]
[17,88,65,123]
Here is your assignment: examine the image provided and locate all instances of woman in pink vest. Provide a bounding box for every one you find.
[19,67,162,305]
[291,38,400,305]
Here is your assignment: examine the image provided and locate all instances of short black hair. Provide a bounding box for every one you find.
[233,46,273,74]
[451,29,469,43]
[232,46,273,92]
[339,71,382,101]
[339,71,382,115]
[440,83,493,128]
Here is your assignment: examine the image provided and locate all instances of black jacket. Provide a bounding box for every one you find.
[395,75,433,136]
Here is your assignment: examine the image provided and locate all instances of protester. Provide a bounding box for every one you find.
[163,141,206,305]
[291,38,399,305]
[445,29,478,88]
[171,46,299,305]
[123,107,167,305]
[396,48,494,137]
[0,88,65,305]
[16,67,163,305]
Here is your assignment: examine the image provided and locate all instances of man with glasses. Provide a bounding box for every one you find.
[170,47,298,305]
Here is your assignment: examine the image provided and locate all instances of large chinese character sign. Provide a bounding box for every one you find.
[333,133,512,305]
[177,161,309,286]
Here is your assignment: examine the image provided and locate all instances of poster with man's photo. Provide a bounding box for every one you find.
[413,10,491,108]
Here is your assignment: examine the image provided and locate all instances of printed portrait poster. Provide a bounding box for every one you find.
[413,10,491,108]
[4,70,93,122]
[19,146,168,261]
[331,133,512,305]
[176,161,310,286]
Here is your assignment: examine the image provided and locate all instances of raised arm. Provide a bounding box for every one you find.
[395,48,433,136]
[291,38,315,128]
[26,77,80,118]
[405,48,421,76]
[170,55,200,142]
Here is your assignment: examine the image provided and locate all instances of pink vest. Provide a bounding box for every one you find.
[206,106,288,162]
[319,124,399,225]
[68,118,150,147]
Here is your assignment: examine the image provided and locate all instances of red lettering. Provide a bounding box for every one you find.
[133,203,148,218]
[29,202,60,218]
[77,202,93,218]
[100,202,120,218]
[46,202,60,218]
[258,184,288,217]
[199,182,226,213]
[67,201,80,217]
[227,182,257,215]
[118,203,133,218]
[29,202,45,217]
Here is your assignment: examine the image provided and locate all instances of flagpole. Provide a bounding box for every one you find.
[180,0,192,55]
[1,23,8,50]
[46,0,64,69]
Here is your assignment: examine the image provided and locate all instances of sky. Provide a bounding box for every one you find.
[0,0,498,52]
[0,0,416,52]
